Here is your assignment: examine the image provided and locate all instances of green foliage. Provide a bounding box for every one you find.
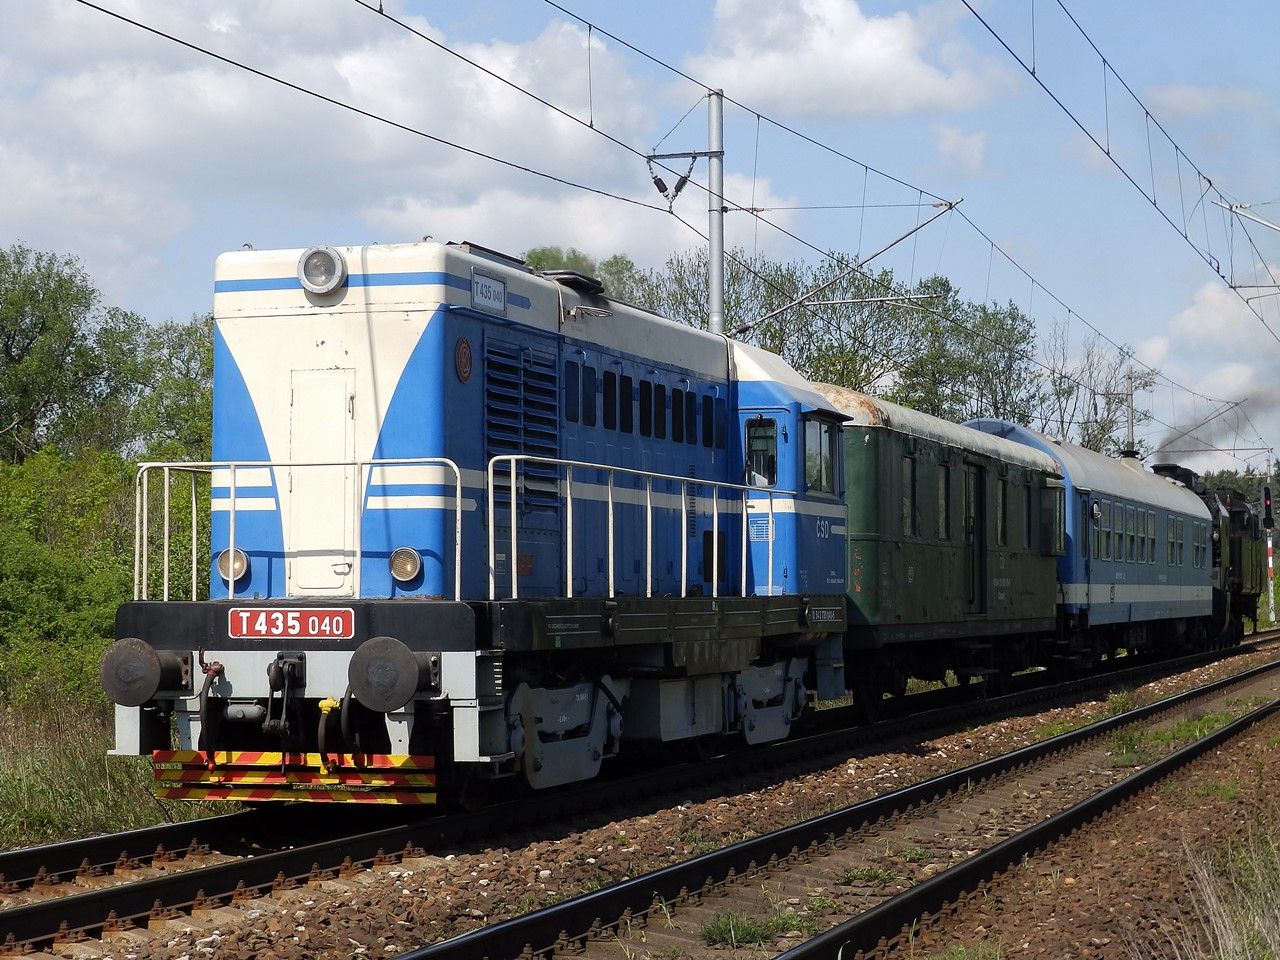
[836,865,899,885]
[0,450,135,704]
[0,247,211,712]
[522,245,599,275]
[0,700,224,846]
[699,907,819,946]
[926,945,1003,960]
[0,243,211,464]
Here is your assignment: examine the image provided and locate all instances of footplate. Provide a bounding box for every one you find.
[152,750,437,804]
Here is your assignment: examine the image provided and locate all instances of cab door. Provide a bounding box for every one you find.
[287,368,356,596]
[741,409,792,595]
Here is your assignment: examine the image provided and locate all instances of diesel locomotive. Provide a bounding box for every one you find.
[100,238,1268,804]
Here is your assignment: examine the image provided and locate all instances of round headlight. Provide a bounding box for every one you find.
[298,245,347,295]
[389,547,422,583]
[217,548,250,582]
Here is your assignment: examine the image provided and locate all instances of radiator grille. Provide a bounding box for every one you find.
[485,340,559,511]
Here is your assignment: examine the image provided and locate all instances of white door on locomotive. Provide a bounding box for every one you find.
[287,367,357,596]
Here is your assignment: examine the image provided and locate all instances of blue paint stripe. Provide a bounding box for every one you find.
[366,483,455,497]
[214,271,472,293]
[210,487,276,499]
[508,292,532,309]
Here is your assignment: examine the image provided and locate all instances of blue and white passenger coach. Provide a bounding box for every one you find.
[102,240,849,803]
[968,421,1214,654]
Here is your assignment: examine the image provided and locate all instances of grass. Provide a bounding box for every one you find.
[900,845,929,863]
[676,824,752,855]
[1108,706,1257,768]
[905,670,961,695]
[699,906,820,946]
[1038,689,1151,741]
[0,700,226,849]
[1129,831,1280,959]
[1192,779,1243,802]
[927,944,1003,960]
[836,865,899,885]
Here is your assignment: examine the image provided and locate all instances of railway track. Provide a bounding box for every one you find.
[1,637,1274,954]
[395,652,1280,960]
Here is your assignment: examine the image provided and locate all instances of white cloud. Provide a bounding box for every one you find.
[1146,84,1262,118]
[1168,280,1259,342]
[685,0,1007,119]
[1144,280,1280,471]
[0,3,671,309]
[934,124,987,175]
[363,171,799,271]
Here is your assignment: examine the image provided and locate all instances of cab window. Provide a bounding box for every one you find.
[745,418,777,487]
[804,418,838,494]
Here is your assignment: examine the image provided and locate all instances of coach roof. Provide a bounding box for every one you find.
[968,419,1209,517]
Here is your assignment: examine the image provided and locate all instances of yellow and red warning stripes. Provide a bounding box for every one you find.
[151,750,436,804]
[154,785,435,804]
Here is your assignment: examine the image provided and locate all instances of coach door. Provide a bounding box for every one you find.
[963,463,986,613]
[287,368,356,596]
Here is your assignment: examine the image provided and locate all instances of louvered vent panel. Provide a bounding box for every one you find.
[485,340,559,512]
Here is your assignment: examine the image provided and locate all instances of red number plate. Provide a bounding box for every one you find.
[228,607,355,640]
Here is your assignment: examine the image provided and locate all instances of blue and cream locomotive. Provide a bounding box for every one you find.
[102,240,849,803]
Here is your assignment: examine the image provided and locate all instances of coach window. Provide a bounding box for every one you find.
[701,395,714,448]
[1024,484,1034,549]
[654,385,667,440]
[1137,511,1147,563]
[639,381,652,437]
[901,455,918,535]
[1114,504,1125,561]
[806,418,838,496]
[995,478,1008,546]
[714,398,727,449]
[582,365,597,427]
[685,392,698,445]
[1126,505,1136,562]
[1148,511,1156,563]
[1177,517,1186,565]
[1101,500,1112,560]
[1050,486,1066,554]
[564,361,581,423]
[1167,515,1175,565]
[603,371,618,430]
[746,418,777,486]
[938,464,952,540]
[671,389,684,443]
[620,375,634,433]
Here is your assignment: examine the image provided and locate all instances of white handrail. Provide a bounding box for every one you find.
[135,457,464,602]
[486,454,795,601]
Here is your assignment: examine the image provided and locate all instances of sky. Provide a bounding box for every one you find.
[3,0,1279,472]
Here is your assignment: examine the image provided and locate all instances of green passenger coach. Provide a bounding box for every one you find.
[816,385,1065,705]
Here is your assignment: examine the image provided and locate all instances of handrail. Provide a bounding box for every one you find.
[486,454,793,601]
[134,458,464,602]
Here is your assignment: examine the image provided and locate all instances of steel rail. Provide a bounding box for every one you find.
[776,697,1280,959]
[394,656,1280,960]
[2,639,1272,949]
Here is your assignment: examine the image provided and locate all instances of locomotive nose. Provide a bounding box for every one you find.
[101,637,185,706]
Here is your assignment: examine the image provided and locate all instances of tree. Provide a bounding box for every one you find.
[0,244,118,461]
[128,314,214,460]
[1035,321,1156,454]
[522,245,599,275]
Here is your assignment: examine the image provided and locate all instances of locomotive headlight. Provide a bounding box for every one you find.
[389,546,422,583]
[298,245,347,295]
[217,548,250,582]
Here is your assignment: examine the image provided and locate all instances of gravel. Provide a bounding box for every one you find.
[54,644,1280,960]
